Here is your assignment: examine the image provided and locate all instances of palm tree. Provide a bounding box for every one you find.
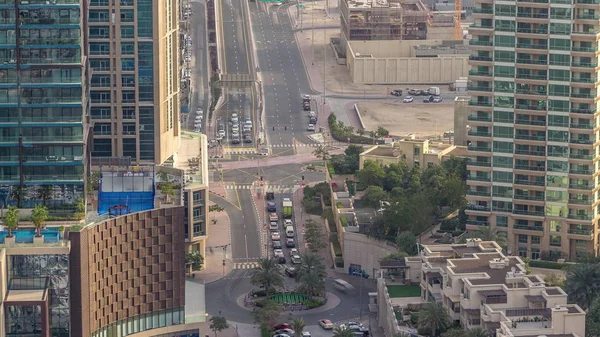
[3,206,19,237]
[30,204,49,237]
[333,326,355,337]
[466,328,491,337]
[312,145,331,163]
[299,253,326,278]
[564,263,600,310]
[291,318,306,335]
[473,225,507,247]
[417,302,451,337]
[250,258,284,297]
[299,270,326,297]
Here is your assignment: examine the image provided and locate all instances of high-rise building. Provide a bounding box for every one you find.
[465,3,597,260]
[88,0,180,165]
[0,0,88,215]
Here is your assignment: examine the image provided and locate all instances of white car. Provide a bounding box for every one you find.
[288,248,298,256]
[403,96,414,103]
[193,127,201,132]
[232,124,239,131]
[308,111,316,118]
[274,249,284,258]
[195,115,202,121]
[271,231,281,241]
[196,108,203,114]
[307,124,315,131]
[269,222,278,230]
[291,255,302,264]
[284,219,293,226]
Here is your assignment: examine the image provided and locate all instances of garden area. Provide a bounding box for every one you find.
[387,285,421,298]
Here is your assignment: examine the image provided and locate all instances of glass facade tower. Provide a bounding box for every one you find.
[0,0,86,215]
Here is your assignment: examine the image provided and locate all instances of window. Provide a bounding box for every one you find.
[549,54,570,66]
[531,236,540,244]
[493,125,514,138]
[122,107,135,119]
[89,9,109,22]
[549,23,570,35]
[121,74,135,87]
[518,246,528,258]
[120,0,133,5]
[91,107,111,119]
[90,0,109,5]
[139,107,154,161]
[547,130,568,142]
[549,69,569,82]
[492,171,513,184]
[93,123,111,135]
[121,42,134,54]
[547,160,568,173]
[122,138,136,160]
[493,156,513,168]
[494,35,515,47]
[494,50,515,62]
[120,25,134,38]
[549,38,570,50]
[494,65,515,77]
[493,141,514,153]
[90,91,110,104]
[91,74,110,87]
[122,91,135,103]
[90,42,110,55]
[122,58,135,71]
[120,9,134,22]
[548,84,569,96]
[137,0,153,37]
[549,220,562,232]
[122,123,136,135]
[414,147,420,155]
[550,235,561,246]
[89,26,109,38]
[531,248,540,260]
[90,58,110,71]
[496,216,508,227]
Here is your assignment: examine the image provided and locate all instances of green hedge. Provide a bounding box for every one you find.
[332,241,342,256]
[328,113,382,145]
[335,257,344,268]
[327,163,336,175]
[529,260,564,270]
[340,215,348,227]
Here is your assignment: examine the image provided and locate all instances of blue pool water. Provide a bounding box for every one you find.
[0,228,60,244]
[98,191,155,216]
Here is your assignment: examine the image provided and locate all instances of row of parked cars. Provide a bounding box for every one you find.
[303,95,318,131]
[271,320,369,337]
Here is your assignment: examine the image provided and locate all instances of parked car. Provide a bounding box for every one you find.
[231,135,240,144]
[423,95,434,103]
[284,266,297,277]
[390,89,402,96]
[274,329,295,336]
[289,248,298,256]
[291,255,301,264]
[308,111,316,118]
[433,96,443,103]
[274,323,291,331]
[272,241,282,249]
[267,202,276,212]
[271,231,281,241]
[232,123,240,131]
[302,94,311,102]
[273,249,284,258]
[403,96,414,103]
[269,222,278,230]
[414,89,424,95]
[269,212,278,221]
[284,219,293,226]
[408,89,417,95]
[319,319,334,330]
[243,135,252,143]
[307,124,315,131]
[309,117,317,124]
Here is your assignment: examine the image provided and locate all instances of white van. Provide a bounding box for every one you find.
[285,225,294,238]
[332,278,355,292]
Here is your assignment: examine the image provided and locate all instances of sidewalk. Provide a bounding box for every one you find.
[194,201,234,283]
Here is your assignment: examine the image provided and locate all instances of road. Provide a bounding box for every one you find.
[250,2,319,156]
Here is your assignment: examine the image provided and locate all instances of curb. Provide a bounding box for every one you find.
[288,5,322,95]
[353,103,366,130]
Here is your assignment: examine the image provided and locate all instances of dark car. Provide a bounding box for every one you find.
[423,95,434,103]
[231,136,240,144]
[277,256,286,264]
[267,202,276,212]
[273,241,282,249]
[286,238,295,248]
[284,266,297,277]
[243,135,252,143]
[390,90,402,96]
[309,117,317,124]
[303,104,311,111]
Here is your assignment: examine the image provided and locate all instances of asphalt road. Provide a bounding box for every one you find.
[250,2,319,156]
[222,162,324,185]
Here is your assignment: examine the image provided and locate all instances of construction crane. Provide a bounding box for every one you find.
[454,0,462,40]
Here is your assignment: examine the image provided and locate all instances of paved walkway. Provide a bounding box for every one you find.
[193,201,234,283]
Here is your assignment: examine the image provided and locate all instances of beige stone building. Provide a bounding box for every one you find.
[88,0,181,165]
[465,0,599,260]
[359,138,468,170]
[377,239,586,337]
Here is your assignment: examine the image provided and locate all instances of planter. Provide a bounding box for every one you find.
[33,235,44,244]
[4,236,15,245]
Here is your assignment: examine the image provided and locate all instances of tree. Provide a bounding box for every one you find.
[356,160,386,187]
[312,145,331,162]
[586,296,600,337]
[409,191,434,238]
[466,328,490,337]
[291,318,306,336]
[38,185,53,206]
[250,258,284,297]
[299,253,327,278]
[473,226,507,247]
[417,302,451,337]
[362,186,389,208]
[376,126,390,137]
[441,174,467,210]
[252,300,281,332]
[30,204,49,237]
[564,263,600,310]
[209,316,229,337]
[396,231,418,256]
[159,183,176,203]
[442,156,468,181]
[209,204,225,222]
[543,272,565,288]
[298,269,326,296]
[303,219,326,252]
[3,206,19,237]
[185,252,204,271]
[442,329,467,337]
[333,326,356,337]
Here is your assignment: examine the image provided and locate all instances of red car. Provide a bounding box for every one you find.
[274,323,291,330]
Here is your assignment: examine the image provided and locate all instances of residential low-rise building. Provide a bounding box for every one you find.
[377,239,586,337]
[359,138,467,170]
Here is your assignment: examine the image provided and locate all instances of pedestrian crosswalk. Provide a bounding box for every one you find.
[223,149,257,155]
[223,184,300,193]
[233,262,260,269]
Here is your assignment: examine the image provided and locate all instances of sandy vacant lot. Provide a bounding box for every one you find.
[357,101,454,139]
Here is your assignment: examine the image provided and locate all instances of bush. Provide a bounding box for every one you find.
[302,299,325,309]
[340,215,348,227]
[328,113,381,145]
[69,225,83,232]
[254,299,267,307]
[327,163,336,175]
[440,217,459,231]
[528,260,564,270]
[335,257,344,268]
[332,241,342,256]
[410,313,419,325]
[252,289,267,297]
[347,180,356,196]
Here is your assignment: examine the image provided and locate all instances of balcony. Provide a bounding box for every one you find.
[516,28,548,35]
[571,46,595,52]
[572,61,597,68]
[570,153,593,160]
[469,70,493,77]
[22,155,83,162]
[467,86,493,92]
[516,104,546,111]
[514,194,545,201]
[515,89,546,96]
[513,209,545,217]
[571,77,596,83]
[468,130,492,137]
[472,8,493,14]
[468,146,492,152]
[516,43,547,50]
[514,164,545,171]
[569,139,593,145]
[468,175,491,182]
[514,134,545,141]
[24,174,83,182]
[568,199,592,205]
[513,224,544,231]
[21,135,83,143]
[570,107,596,114]
[568,184,593,190]
[193,199,205,206]
[568,214,593,220]
[517,0,548,2]
[468,101,492,107]
[515,119,546,126]
[467,204,491,212]
[517,12,549,18]
[467,190,491,196]
[468,115,492,122]
[495,26,516,32]
[516,58,548,65]
[515,150,546,156]
[569,168,593,175]
[570,93,595,100]
[466,220,490,226]
[469,40,493,46]
[516,74,546,80]
[570,123,594,129]
[469,56,493,62]
[20,37,80,46]
[577,0,599,3]
[468,160,491,167]
[514,179,545,186]
[568,228,593,235]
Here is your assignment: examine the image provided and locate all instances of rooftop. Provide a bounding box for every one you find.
[447,253,525,285]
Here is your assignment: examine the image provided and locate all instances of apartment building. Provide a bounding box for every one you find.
[420,239,586,336]
[88,0,180,165]
[0,0,88,216]
[465,0,598,260]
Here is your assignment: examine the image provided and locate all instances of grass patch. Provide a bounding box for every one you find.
[332,241,342,256]
[335,256,344,268]
[327,163,336,175]
[528,260,565,270]
[386,285,421,298]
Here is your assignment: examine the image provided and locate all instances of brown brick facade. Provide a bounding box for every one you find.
[70,207,186,337]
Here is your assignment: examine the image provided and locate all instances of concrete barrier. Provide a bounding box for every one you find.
[354,103,366,130]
